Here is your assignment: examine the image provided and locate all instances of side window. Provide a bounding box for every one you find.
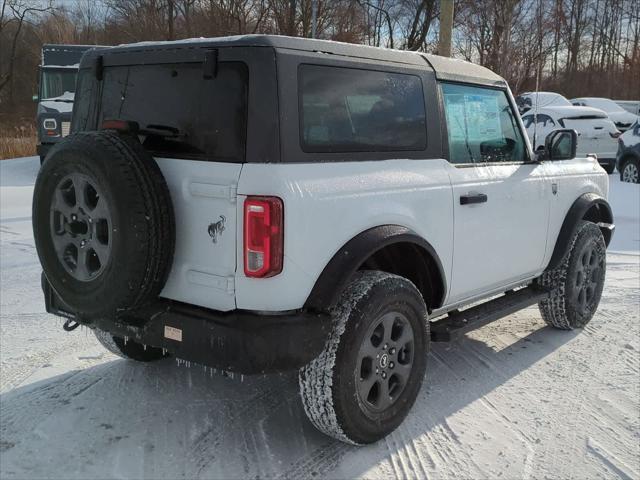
[441,83,527,164]
[299,64,426,152]
[521,114,555,130]
[539,114,555,127]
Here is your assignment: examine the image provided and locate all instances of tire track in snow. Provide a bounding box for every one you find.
[389,426,430,480]
[586,438,637,479]
[188,383,286,477]
[385,432,411,479]
[275,440,349,480]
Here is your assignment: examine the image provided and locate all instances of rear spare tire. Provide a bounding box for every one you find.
[33,131,175,319]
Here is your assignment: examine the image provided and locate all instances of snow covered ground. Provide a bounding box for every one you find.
[1,156,638,479]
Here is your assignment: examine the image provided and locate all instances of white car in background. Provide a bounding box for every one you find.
[522,106,621,173]
[615,100,640,116]
[572,97,639,132]
[516,91,572,114]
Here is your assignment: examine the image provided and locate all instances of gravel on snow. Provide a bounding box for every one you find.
[1,156,638,479]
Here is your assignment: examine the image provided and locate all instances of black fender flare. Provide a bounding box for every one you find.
[548,193,614,270]
[304,225,447,312]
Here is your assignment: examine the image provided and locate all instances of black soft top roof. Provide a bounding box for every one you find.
[80,34,505,87]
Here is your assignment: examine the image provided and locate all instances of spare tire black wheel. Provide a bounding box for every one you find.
[33,131,175,319]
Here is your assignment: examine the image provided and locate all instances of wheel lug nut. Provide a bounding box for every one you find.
[80,240,86,247]
[389,362,395,369]
[383,343,388,350]
[382,372,387,379]
[71,214,77,221]
[375,368,379,374]
[389,347,396,354]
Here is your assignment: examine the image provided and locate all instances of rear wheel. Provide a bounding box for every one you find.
[94,329,167,362]
[621,158,639,183]
[299,271,428,445]
[536,221,606,329]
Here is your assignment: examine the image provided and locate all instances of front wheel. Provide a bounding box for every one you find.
[94,329,167,362]
[299,271,428,445]
[536,221,606,329]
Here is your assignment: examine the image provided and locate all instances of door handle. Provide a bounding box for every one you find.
[460,193,488,205]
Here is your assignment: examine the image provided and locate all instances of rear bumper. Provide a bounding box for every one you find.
[43,275,331,374]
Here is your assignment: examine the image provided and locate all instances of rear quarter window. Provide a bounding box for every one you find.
[99,62,248,162]
[299,64,426,153]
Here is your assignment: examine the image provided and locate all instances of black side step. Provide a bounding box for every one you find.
[430,286,550,342]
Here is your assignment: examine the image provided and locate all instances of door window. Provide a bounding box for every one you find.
[441,83,527,164]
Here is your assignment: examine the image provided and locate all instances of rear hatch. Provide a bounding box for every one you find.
[87,53,250,311]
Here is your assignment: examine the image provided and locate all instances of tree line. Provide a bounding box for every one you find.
[1,0,638,121]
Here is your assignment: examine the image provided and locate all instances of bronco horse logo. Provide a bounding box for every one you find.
[208,215,226,243]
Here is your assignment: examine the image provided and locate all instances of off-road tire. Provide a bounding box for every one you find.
[603,163,615,174]
[94,329,167,362]
[32,131,175,319]
[536,221,606,329]
[620,157,639,183]
[299,271,429,445]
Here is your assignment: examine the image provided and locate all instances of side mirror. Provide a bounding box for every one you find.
[539,129,577,161]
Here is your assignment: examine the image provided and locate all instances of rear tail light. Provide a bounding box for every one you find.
[243,196,283,278]
[610,131,622,138]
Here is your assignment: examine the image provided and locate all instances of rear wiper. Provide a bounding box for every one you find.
[139,124,186,139]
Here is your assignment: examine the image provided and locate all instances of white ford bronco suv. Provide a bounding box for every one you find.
[33,35,614,445]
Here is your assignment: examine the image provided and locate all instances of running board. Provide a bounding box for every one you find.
[430,286,550,342]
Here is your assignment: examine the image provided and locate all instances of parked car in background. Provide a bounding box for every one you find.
[515,91,571,114]
[35,44,95,163]
[616,120,640,183]
[571,97,639,132]
[522,106,620,173]
[615,100,640,116]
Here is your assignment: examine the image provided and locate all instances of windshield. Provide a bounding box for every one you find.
[41,68,77,100]
[589,98,625,113]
